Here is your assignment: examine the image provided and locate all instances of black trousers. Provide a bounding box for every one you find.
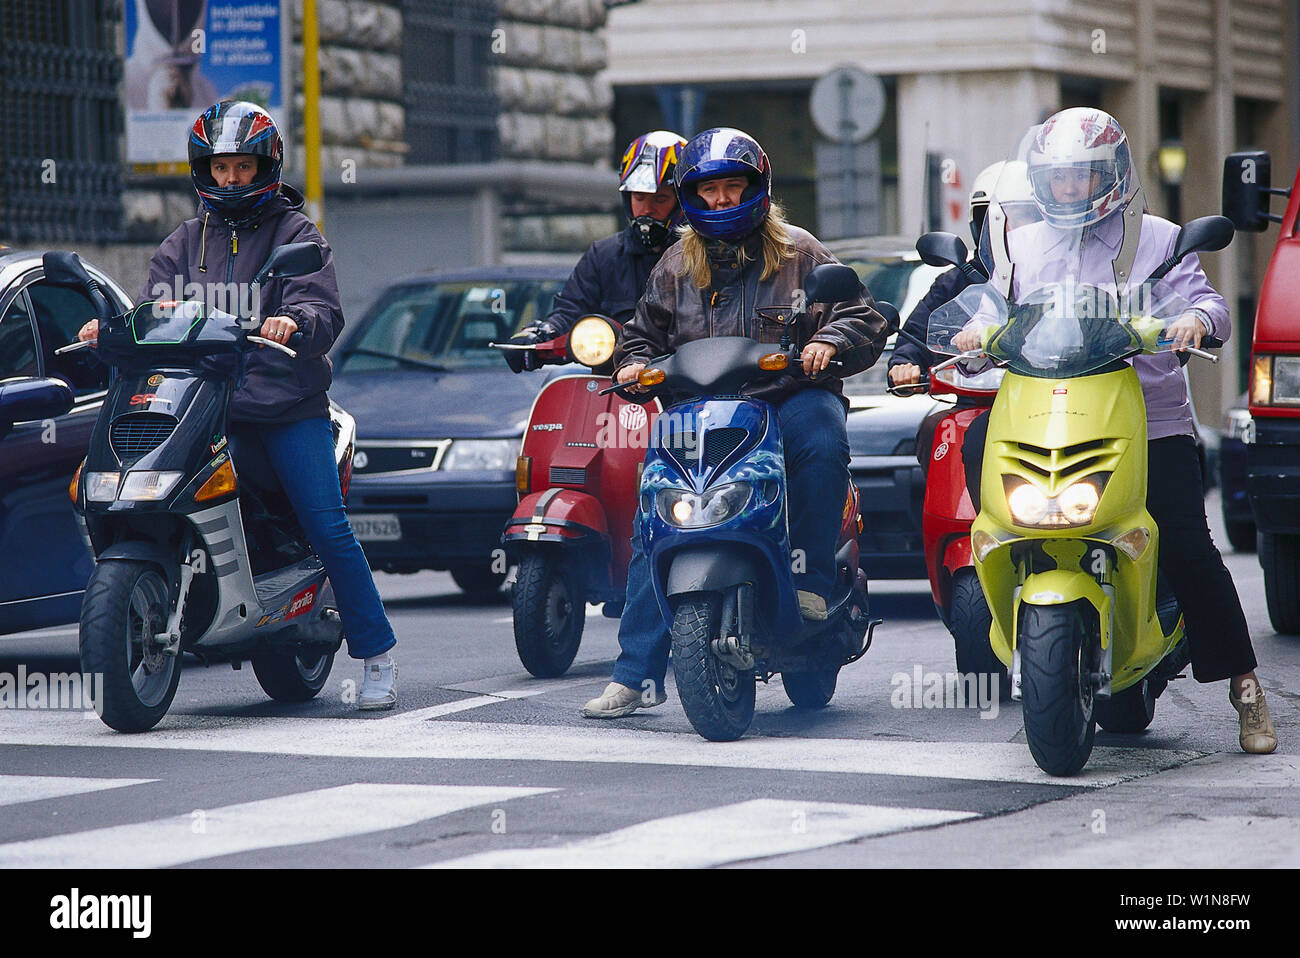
[963,424,1256,683]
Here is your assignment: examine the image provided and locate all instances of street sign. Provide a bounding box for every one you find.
[810,66,886,144]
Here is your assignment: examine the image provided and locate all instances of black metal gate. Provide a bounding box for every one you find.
[402,0,499,165]
[0,0,124,243]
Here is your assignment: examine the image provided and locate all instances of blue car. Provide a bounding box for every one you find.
[0,249,134,634]
[329,265,571,597]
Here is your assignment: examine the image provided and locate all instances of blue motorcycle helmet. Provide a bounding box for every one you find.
[674,128,771,243]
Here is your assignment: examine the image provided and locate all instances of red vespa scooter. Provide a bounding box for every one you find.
[493,316,659,677]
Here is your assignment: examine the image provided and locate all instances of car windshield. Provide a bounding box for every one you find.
[338,279,563,372]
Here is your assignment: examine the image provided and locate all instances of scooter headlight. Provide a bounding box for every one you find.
[85,471,121,502]
[567,315,617,368]
[1005,480,1049,525]
[118,471,184,501]
[657,482,751,528]
[1003,474,1111,528]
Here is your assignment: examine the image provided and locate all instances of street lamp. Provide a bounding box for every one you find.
[1156,141,1188,187]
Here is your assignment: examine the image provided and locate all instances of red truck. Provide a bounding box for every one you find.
[1223,151,1300,632]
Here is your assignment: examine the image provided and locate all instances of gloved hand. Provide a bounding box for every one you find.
[503,322,557,373]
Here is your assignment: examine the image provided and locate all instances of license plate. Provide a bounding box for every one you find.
[349,513,401,541]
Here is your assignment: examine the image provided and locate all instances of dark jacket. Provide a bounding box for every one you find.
[615,225,887,406]
[545,225,671,332]
[889,265,973,373]
[140,184,344,424]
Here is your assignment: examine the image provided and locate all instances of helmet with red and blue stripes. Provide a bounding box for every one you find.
[188,101,284,227]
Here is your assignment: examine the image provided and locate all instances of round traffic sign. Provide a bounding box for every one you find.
[810,66,886,144]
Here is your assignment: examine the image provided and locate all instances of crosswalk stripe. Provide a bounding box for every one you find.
[393,689,546,722]
[0,783,555,869]
[430,800,977,868]
[0,710,1203,786]
[0,775,156,807]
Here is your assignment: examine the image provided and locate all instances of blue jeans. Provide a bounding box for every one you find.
[611,387,850,694]
[259,417,397,660]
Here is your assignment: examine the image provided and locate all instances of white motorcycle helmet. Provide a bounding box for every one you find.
[1026,108,1135,229]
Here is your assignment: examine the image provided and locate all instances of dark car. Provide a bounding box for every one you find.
[1220,393,1255,551]
[0,249,134,634]
[827,237,947,580]
[329,265,571,597]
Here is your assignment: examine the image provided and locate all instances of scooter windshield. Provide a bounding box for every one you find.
[124,301,243,347]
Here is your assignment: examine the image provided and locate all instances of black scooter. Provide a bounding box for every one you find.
[47,243,354,732]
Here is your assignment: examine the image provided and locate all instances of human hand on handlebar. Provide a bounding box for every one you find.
[951,328,984,351]
[616,362,647,394]
[77,319,99,343]
[801,341,837,377]
[259,314,298,346]
[888,362,926,395]
[1167,312,1207,352]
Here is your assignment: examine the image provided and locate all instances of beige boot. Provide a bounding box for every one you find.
[797,590,828,621]
[581,682,666,719]
[1230,683,1278,754]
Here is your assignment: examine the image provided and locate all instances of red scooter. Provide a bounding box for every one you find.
[891,351,1007,692]
[493,316,658,677]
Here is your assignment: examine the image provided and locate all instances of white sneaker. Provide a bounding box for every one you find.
[358,658,397,711]
[581,682,666,719]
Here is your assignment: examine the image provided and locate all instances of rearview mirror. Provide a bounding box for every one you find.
[255,242,324,284]
[1174,216,1235,259]
[1221,151,1272,232]
[0,377,74,428]
[42,251,96,290]
[803,264,863,304]
[874,301,900,334]
[916,232,969,269]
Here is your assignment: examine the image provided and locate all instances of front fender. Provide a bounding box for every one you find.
[503,488,611,545]
[1016,569,1111,653]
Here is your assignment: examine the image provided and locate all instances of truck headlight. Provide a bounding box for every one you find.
[118,471,184,501]
[1252,354,1300,407]
[657,482,751,528]
[441,439,519,471]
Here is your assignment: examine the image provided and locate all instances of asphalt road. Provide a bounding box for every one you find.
[0,490,1297,871]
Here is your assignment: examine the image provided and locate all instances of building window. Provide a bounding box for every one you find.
[0,0,124,243]
[403,0,499,164]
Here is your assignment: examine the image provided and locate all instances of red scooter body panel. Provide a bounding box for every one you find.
[921,403,986,612]
[507,371,657,598]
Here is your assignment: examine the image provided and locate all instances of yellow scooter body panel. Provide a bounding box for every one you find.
[971,365,1183,692]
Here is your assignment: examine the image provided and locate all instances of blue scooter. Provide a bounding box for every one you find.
[608,264,883,740]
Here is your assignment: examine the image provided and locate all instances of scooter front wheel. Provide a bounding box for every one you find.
[79,560,181,732]
[671,593,755,741]
[512,552,585,677]
[1019,601,1097,776]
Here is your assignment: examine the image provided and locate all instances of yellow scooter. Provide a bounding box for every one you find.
[917,216,1234,775]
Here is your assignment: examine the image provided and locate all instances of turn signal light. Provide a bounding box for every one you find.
[758,353,790,371]
[195,459,237,502]
[638,368,665,387]
[69,459,84,503]
[516,455,532,495]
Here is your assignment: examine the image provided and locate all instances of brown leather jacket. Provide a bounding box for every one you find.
[614,224,887,405]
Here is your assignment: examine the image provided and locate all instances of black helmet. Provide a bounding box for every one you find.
[188,100,284,227]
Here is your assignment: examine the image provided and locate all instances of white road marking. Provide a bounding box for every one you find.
[393,689,545,721]
[0,627,79,642]
[0,775,156,807]
[430,800,976,868]
[0,710,1203,786]
[0,783,554,868]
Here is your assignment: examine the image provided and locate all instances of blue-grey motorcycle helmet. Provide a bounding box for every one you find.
[674,128,771,243]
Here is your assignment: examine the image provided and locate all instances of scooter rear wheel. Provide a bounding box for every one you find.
[512,553,585,677]
[671,593,755,741]
[1018,601,1097,776]
[782,668,839,709]
[1094,678,1156,733]
[79,560,181,732]
[252,648,335,701]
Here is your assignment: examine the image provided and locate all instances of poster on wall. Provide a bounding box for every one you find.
[124,0,289,173]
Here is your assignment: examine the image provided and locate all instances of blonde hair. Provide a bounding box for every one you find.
[678,200,798,289]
